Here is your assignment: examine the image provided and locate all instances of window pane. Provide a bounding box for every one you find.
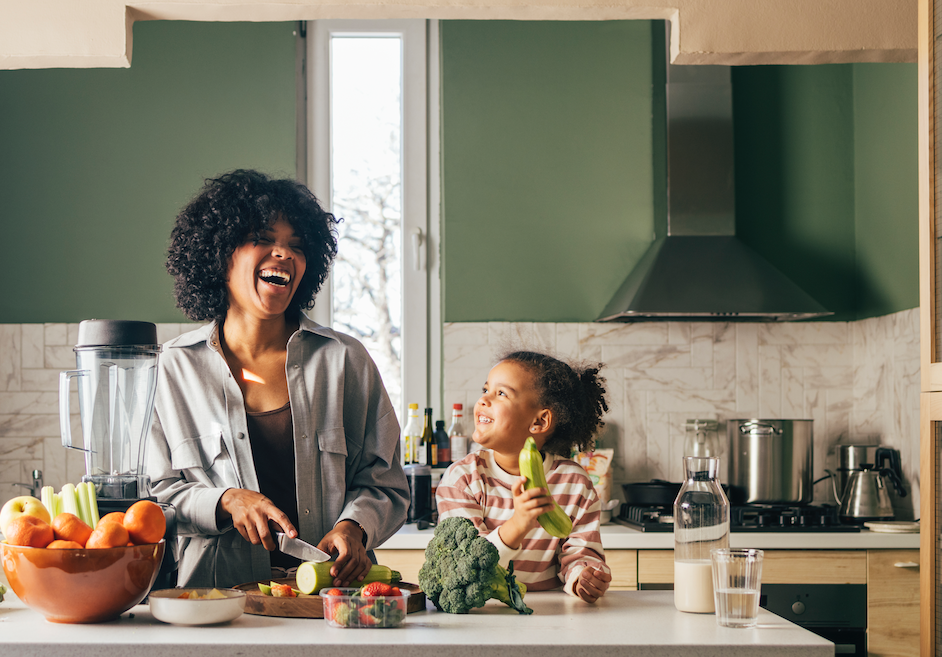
[329,36,403,415]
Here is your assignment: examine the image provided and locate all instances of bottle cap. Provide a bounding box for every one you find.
[453,403,463,410]
[425,408,433,414]
[435,420,445,429]
[408,403,418,409]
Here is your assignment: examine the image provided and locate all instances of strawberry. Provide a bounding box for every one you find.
[324,588,343,597]
[360,581,394,597]
[271,583,297,598]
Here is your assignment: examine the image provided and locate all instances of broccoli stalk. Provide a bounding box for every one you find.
[418,516,533,615]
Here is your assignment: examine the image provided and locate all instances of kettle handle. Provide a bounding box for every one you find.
[879,467,908,497]
[875,447,902,474]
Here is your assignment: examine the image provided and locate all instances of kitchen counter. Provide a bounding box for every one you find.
[0,589,832,657]
[381,522,921,550]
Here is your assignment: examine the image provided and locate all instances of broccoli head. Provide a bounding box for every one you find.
[418,516,533,615]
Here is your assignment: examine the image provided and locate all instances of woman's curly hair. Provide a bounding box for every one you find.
[499,350,609,456]
[166,169,339,322]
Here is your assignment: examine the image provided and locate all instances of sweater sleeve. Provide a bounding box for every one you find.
[436,456,522,568]
[554,464,610,596]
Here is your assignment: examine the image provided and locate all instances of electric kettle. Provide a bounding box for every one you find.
[832,447,907,524]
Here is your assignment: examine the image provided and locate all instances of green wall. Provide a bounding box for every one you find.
[732,65,858,321]
[0,21,297,323]
[442,24,918,323]
[0,20,919,325]
[852,63,920,317]
[440,21,661,322]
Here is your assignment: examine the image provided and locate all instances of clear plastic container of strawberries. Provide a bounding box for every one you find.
[320,582,411,628]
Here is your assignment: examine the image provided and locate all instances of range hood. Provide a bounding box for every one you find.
[597,63,832,323]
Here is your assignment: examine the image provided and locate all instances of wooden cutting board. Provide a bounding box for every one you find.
[233,578,425,618]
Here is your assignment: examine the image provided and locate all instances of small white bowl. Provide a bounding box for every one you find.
[149,588,246,626]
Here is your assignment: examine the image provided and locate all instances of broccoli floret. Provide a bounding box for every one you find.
[418,516,533,615]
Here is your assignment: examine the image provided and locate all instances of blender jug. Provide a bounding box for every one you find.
[59,320,161,501]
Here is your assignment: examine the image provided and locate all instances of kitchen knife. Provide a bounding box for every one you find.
[274,532,331,563]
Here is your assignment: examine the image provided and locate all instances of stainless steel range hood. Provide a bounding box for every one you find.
[597,63,832,323]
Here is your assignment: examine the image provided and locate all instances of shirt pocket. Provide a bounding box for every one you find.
[317,428,348,457]
[170,432,237,488]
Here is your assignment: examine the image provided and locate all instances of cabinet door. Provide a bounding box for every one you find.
[606,550,638,591]
[373,549,426,586]
[868,549,920,657]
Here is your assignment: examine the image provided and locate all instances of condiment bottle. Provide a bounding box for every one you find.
[434,420,451,467]
[419,407,435,466]
[448,404,469,461]
[401,403,420,465]
[673,455,729,613]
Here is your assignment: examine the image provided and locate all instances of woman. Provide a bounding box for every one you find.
[146,169,409,588]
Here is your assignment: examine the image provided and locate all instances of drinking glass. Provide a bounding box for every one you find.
[711,548,764,627]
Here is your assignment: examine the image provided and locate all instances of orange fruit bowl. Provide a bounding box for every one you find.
[0,539,165,623]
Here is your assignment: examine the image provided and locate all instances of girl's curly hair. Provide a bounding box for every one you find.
[166,169,339,322]
[499,350,609,457]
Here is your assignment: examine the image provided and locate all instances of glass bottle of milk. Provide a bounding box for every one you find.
[673,456,729,613]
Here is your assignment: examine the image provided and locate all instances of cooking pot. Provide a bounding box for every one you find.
[622,479,729,506]
[622,480,682,505]
[727,419,813,505]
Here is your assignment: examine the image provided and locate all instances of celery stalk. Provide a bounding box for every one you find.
[52,492,62,519]
[76,482,91,525]
[87,484,99,527]
[41,486,56,520]
[61,483,79,517]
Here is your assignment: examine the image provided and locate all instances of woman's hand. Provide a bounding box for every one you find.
[574,566,612,604]
[217,488,297,551]
[498,476,556,549]
[316,520,372,586]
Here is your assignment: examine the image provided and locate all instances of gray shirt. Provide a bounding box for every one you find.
[145,315,409,587]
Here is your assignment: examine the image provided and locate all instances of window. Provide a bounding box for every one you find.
[306,19,441,424]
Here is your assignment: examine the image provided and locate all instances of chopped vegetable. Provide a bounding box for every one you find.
[0,583,6,604]
[296,562,401,595]
[418,516,532,615]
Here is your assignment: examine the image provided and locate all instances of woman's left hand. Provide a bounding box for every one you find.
[316,520,371,586]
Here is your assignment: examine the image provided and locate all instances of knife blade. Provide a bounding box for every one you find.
[274,532,331,563]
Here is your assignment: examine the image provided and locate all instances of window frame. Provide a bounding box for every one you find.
[305,19,441,420]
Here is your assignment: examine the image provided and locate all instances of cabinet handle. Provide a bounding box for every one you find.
[893,561,919,568]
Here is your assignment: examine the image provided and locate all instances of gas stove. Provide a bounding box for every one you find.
[616,503,861,532]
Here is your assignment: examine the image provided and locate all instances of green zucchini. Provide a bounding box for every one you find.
[519,436,573,538]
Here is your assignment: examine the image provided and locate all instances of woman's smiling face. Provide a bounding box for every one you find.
[472,360,544,453]
[226,218,306,320]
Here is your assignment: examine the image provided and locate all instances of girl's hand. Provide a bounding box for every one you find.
[574,566,612,604]
[316,521,372,586]
[217,488,297,551]
[499,476,556,549]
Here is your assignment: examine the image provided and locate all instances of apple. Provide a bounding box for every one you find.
[0,496,51,538]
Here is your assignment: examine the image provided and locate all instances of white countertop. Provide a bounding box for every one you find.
[0,589,832,657]
[378,522,921,550]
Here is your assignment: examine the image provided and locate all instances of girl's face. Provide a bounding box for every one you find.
[472,360,546,454]
[226,218,306,321]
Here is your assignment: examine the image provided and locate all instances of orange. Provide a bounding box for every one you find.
[4,515,54,547]
[52,512,93,547]
[99,511,126,527]
[85,521,129,549]
[124,500,165,545]
[46,539,84,549]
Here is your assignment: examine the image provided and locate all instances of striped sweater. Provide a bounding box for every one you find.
[436,449,609,595]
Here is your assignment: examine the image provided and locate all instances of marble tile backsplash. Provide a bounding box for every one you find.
[442,308,920,519]
[0,309,920,520]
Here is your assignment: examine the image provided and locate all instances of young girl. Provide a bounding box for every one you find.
[436,350,612,603]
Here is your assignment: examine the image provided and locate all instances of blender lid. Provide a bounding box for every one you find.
[77,319,158,347]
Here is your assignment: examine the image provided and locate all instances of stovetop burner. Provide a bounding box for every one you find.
[616,503,861,532]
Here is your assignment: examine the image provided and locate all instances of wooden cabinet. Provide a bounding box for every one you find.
[373,549,426,585]
[868,549,920,657]
[636,549,867,584]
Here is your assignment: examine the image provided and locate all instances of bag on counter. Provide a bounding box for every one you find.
[574,449,614,505]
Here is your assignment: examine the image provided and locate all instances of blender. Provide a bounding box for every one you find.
[59,319,177,587]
